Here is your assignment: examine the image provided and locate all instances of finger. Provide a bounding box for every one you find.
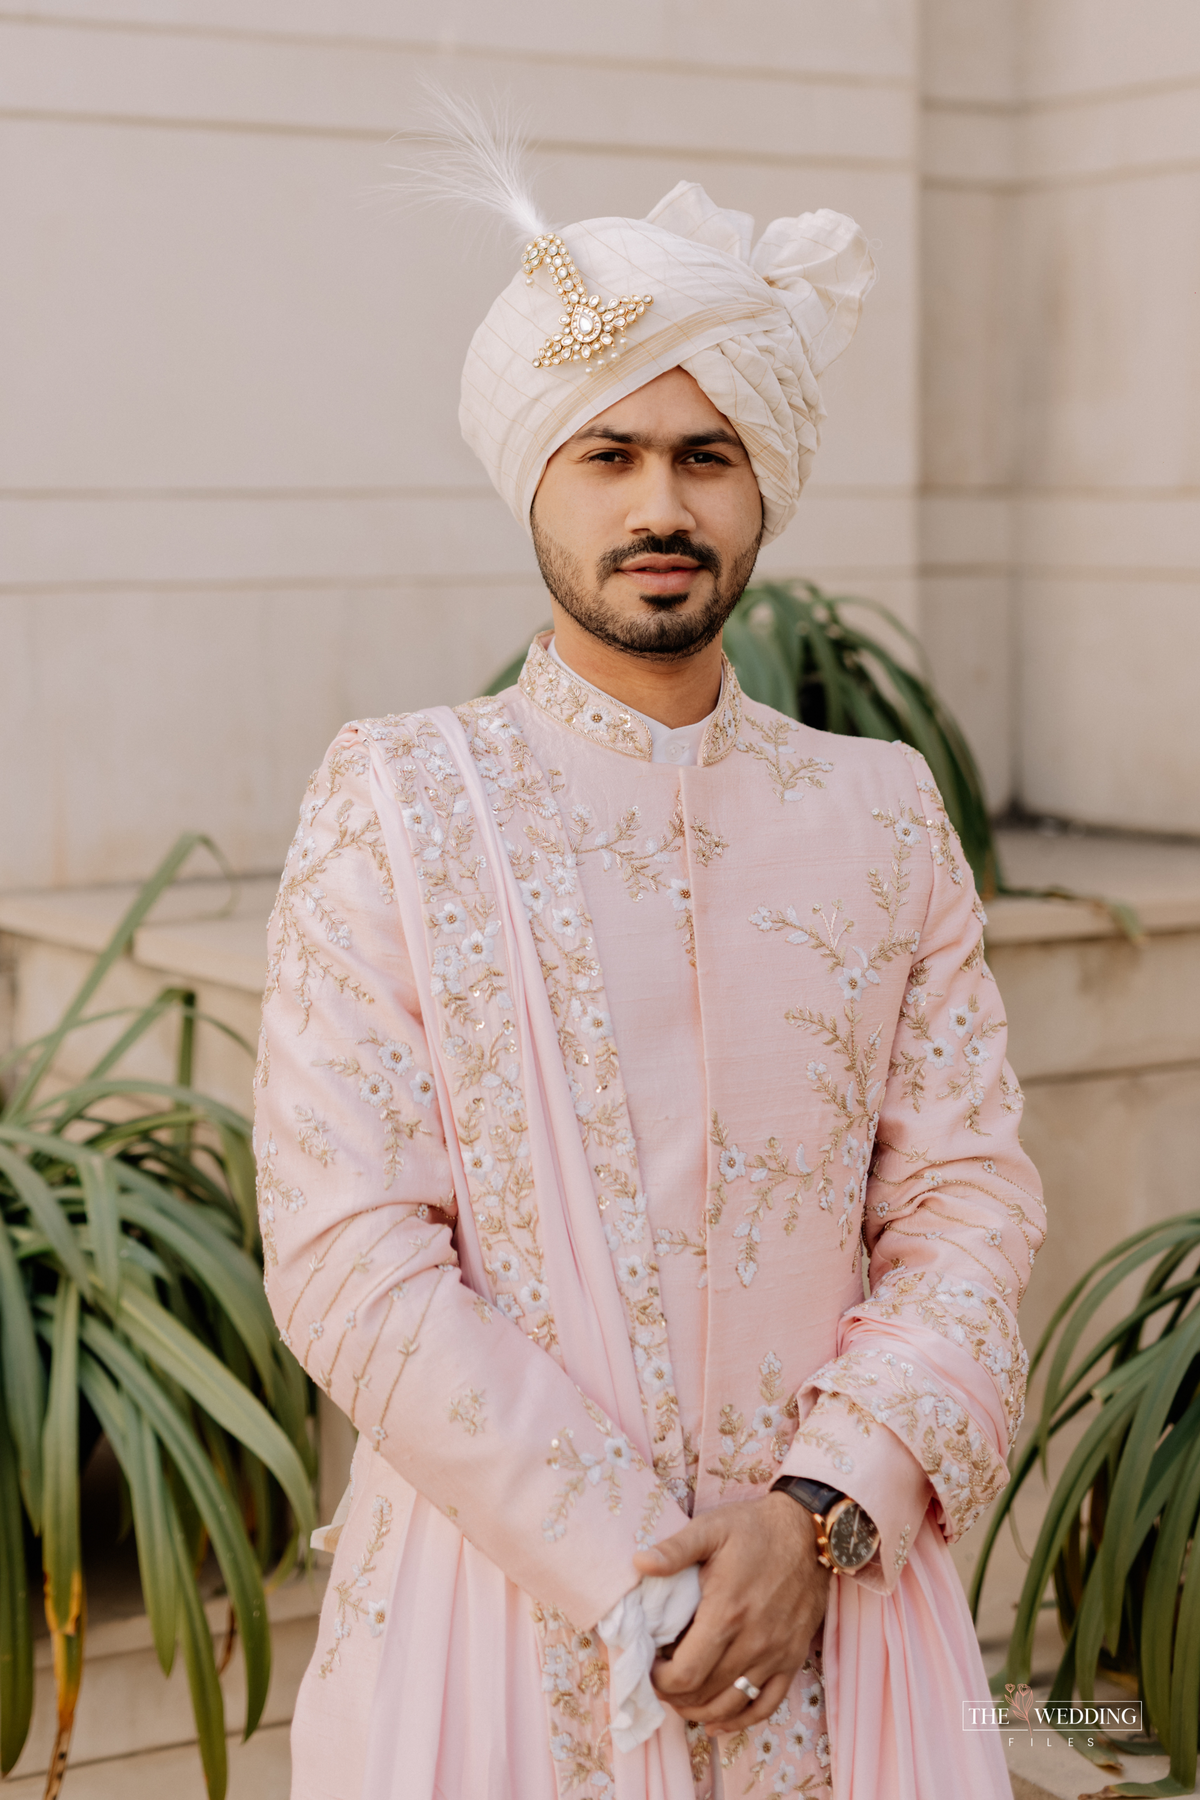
[692,1669,778,1728]
[712,1671,792,1735]
[633,1514,722,1578]
[652,1621,737,1703]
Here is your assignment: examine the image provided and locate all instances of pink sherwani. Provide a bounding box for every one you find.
[255,641,1045,1799]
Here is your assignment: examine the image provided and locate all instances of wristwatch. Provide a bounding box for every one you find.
[771,1476,880,1574]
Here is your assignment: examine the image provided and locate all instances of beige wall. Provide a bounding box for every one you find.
[0,2,922,888]
[2,1,1197,890]
[920,0,1200,832]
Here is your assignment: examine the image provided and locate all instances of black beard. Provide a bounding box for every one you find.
[530,519,762,661]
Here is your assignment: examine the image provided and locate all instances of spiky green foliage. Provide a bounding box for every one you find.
[0,835,315,1797]
[972,1216,1200,1796]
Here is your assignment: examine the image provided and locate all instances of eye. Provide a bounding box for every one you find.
[682,450,731,467]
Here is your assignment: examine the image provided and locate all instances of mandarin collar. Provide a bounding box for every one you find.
[517,634,742,766]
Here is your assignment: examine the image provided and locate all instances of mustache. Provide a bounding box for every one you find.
[596,534,722,583]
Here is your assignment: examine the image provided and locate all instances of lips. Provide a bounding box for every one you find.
[618,555,702,596]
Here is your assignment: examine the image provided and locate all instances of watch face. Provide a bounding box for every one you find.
[828,1502,879,1572]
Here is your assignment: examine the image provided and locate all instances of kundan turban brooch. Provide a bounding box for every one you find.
[398,88,876,545]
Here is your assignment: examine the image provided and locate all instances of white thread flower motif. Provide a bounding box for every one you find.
[519,876,551,915]
[719,1145,746,1182]
[947,1003,973,1037]
[578,1004,611,1039]
[463,920,500,963]
[519,1278,550,1314]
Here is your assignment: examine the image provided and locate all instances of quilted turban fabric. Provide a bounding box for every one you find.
[459,180,876,545]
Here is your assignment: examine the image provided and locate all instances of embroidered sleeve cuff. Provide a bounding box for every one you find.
[779,1392,930,1595]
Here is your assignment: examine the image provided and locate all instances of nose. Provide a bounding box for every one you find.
[623,456,696,541]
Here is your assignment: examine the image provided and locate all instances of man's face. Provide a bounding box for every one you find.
[530,368,764,661]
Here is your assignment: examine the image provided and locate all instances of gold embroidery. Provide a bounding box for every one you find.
[318,1495,393,1677]
[518,635,741,766]
[447,1387,487,1435]
[735,710,833,804]
[705,1351,797,1493]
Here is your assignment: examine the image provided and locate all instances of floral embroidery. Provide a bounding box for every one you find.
[531,1602,614,1791]
[447,1387,487,1434]
[519,636,740,766]
[319,1033,429,1185]
[709,1116,812,1285]
[894,1521,912,1572]
[542,1397,665,1548]
[318,1494,393,1677]
[706,1351,798,1493]
[790,1421,855,1478]
[449,699,689,1503]
[256,1134,306,1273]
[294,1105,333,1165]
[759,833,917,1254]
[803,1287,1028,1536]
[265,779,389,1029]
[719,1664,831,1797]
[735,711,833,805]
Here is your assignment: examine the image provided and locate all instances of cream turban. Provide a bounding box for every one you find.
[460,180,876,546]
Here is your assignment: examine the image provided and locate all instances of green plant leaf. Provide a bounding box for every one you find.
[78,1154,122,1308]
[41,1279,82,1640]
[2,833,235,1120]
[78,1315,273,1736]
[114,1287,313,1538]
[0,1215,43,1527]
[216,1124,259,1254]
[0,1379,33,1774]
[0,1145,92,1296]
[77,1353,179,1677]
[168,1492,228,1800]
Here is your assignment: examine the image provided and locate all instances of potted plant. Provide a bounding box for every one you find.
[0,835,314,1800]
[973,1214,1200,1797]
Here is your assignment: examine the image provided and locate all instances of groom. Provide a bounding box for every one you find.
[256,179,1043,1799]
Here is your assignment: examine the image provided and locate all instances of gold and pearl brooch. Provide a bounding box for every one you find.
[522,233,653,372]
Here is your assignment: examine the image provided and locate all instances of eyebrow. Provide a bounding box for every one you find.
[569,425,747,452]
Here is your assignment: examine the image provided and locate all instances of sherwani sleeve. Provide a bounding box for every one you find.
[779,749,1047,1592]
[254,731,681,1629]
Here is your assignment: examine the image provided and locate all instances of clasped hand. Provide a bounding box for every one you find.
[631,1491,830,1734]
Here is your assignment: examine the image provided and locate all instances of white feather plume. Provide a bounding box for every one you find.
[385,81,551,245]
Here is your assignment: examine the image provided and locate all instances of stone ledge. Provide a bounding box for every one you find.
[990,827,1200,942]
[1005,1727,1199,1797]
[1,1720,292,1800]
[10,1573,326,1782]
[0,876,279,995]
[28,1567,326,1671]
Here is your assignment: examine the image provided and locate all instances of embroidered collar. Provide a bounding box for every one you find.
[517,633,742,766]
